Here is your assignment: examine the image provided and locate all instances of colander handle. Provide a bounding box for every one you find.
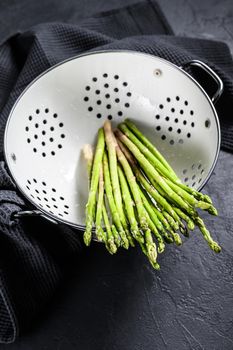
[181,60,224,104]
[14,210,58,225]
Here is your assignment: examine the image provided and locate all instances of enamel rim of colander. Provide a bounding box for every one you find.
[4,50,221,229]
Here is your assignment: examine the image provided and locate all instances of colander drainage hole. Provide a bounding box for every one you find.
[184,177,189,182]
[156,126,161,131]
[192,175,196,180]
[184,100,188,106]
[176,96,180,101]
[118,111,123,117]
[190,110,194,115]
[43,119,47,124]
[29,116,32,121]
[108,115,112,120]
[205,119,211,128]
[198,164,202,170]
[183,169,187,174]
[45,108,49,113]
[97,114,102,119]
[198,178,202,183]
[166,97,171,102]
[155,114,160,120]
[53,113,58,118]
[187,133,191,138]
[161,135,166,140]
[191,122,195,127]
[183,120,187,125]
[178,139,183,144]
[192,182,196,187]
[36,109,40,114]
[165,116,169,121]
[159,104,164,109]
[169,140,174,145]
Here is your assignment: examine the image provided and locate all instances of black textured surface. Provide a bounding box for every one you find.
[0,0,233,349]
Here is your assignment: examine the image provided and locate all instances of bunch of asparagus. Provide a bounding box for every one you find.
[83,119,221,269]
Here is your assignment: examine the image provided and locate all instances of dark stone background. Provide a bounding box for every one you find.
[0,0,233,349]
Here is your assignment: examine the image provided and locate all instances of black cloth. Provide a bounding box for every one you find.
[0,0,232,344]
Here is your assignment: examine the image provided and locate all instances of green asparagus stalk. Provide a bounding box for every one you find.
[144,229,160,268]
[124,120,214,208]
[111,224,121,248]
[95,165,105,242]
[144,210,165,253]
[102,203,117,253]
[103,121,126,225]
[119,122,178,182]
[195,217,221,253]
[124,119,178,179]
[138,187,167,249]
[84,128,105,246]
[115,129,197,216]
[164,177,217,213]
[114,138,149,231]
[117,164,144,244]
[103,151,129,249]
[116,138,181,224]
[104,121,135,246]
[173,207,195,230]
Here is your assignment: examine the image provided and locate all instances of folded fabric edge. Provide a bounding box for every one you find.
[0,275,18,343]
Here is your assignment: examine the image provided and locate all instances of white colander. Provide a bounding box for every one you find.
[4,51,223,229]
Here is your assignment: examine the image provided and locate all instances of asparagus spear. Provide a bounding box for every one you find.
[124,119,178,179]
[103,151,129,249]
[173,207,195,231]
[195,217,221,253]
[119,122,178,183]
[95,165,105,242]
[102,203,117,253]
[114,138,149,231]
[104,122,135,247]
[115,129,197,217]
[164,177,217,213]
[104,121,126,223]
[124,120,213,206]
[117,164,144,244]
[138,186,167,250]
[84,128,105,246]
[111,224,121,248]
[116,137,181,223]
